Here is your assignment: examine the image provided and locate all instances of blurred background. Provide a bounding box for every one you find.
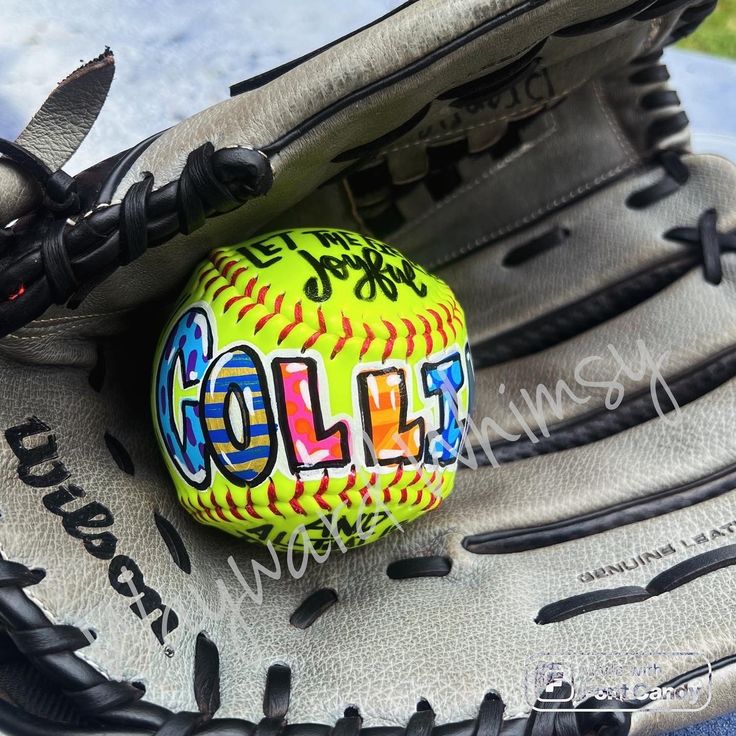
[677,0,735,55]
[669,0,736,159]
[0,1,734,735]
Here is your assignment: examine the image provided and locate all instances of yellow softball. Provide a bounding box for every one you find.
[152,228,471,551]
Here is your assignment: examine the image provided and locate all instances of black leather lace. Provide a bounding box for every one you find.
[0,558,631,736]
[623,3,718,205]
[0,139,80,215]
[0,140,272,337]
[625,52,691,209]
[666,209,736,285]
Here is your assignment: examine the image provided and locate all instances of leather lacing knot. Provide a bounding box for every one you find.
[177,142,249,234]
[119,172,155,265]
[95,142,270,298]
[0,138,80,215]
[41,219,78,304]
[0,139,272,337]
[666,209,736,285]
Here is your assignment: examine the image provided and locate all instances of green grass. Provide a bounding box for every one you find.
[677,0,736,58]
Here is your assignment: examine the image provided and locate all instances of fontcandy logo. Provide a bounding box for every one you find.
[525,653,712,713]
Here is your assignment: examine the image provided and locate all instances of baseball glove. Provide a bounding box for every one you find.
[0,1,732,736]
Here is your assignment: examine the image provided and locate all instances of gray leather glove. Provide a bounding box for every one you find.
[0,2,731,736]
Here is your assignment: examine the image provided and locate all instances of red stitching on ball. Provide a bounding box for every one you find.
[197,267,212,286]
[212,283,230,301]
[402,318,417,358]
[381,318,398,362]
[290,498,307,515]
[244,276,258,298]
[302,306,327,352]
[245,487,261,519]
[360,322,375,359]
[331,313,354,360]
[209,252,231,273]
[206,251,460,360]
[315,470,333,510]
[212,251,227,266]
[417,314,433,355]
[358,471,378,505]
[204,273,220,293]
[267,478,284,518]
[359,485,373,506]
[427,308,448,349]
[440,302,458,340]
[317,468,330,493]
[450,297,463,321]
[278,301,303,345]
[197,495,217,522]
[199,466,458,524]
[223,294,248,313]
[344,465,357,492]
[236,302,258,322]
[318,470,330,492]
[225,488,245,520]
[315,496,332,511]
[231,266,248,281]
[191,508,205,524]
[254,310,278,334]
[222,259,239,278]
[256,284,270,305]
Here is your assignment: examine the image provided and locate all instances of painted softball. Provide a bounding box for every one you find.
[153,228,471,551]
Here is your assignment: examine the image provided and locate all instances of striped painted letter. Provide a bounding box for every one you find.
[201,346,276,486]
